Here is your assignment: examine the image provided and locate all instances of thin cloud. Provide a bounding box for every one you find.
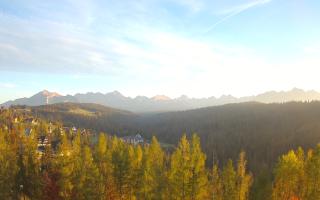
[172,0,204,12]
[0,83,17,88]
[203,0,272,33]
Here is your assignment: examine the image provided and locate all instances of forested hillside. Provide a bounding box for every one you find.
[1,105,320,199]
[0,108,253,199]
[28,102,320,174]
[134,102,320,171]
[29,103,136,136]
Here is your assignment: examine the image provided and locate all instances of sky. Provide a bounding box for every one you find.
[0,0,320,103]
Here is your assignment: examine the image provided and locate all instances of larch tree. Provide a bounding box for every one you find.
[79,146,102,200]
[210,165,223,200]
[94,133,116,199]
[70,133,84,199]
[19,133,44,199]
[0,130,18,199]
[221,159,237,200]
[272,150,304,200]
[305,145,320,199]
[148,136,166,200]
[138,136,166,200]
[128,144,143,199]
[189,134,208,200]
[57,134,74,200]
[236,151,252,200]
[169,134,191,200]
[111,137,131,199]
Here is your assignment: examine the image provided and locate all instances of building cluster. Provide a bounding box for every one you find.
[16,116,92,155]
[120,134,145,145]
[1,107,147,156]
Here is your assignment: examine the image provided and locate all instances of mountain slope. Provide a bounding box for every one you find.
[132,101,320,173]
[30,103,135,135]
[2,90,62,106]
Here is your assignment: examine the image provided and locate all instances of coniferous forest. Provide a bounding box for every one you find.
[1,106,320,200]
[0,107,251,200]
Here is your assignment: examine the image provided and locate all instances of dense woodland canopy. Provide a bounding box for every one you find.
[0,108,253,200]
[1,106,320,199]
[29,102,320,172]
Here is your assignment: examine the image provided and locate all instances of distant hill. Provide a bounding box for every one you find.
[32,102,131,116]
[3,88,320,112]
[132,101,320,173]
[29,103,135,135]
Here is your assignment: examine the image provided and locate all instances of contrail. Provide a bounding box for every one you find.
[203,0,272,34]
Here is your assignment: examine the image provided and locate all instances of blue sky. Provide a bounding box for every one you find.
[1,0,320,103]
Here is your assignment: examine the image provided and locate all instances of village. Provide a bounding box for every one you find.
[0,107,146,157]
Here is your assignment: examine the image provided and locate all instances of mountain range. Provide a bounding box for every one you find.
[3,88,320,112]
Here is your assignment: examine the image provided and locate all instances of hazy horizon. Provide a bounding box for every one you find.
[2,87,320,105]
[1,0,320,102]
